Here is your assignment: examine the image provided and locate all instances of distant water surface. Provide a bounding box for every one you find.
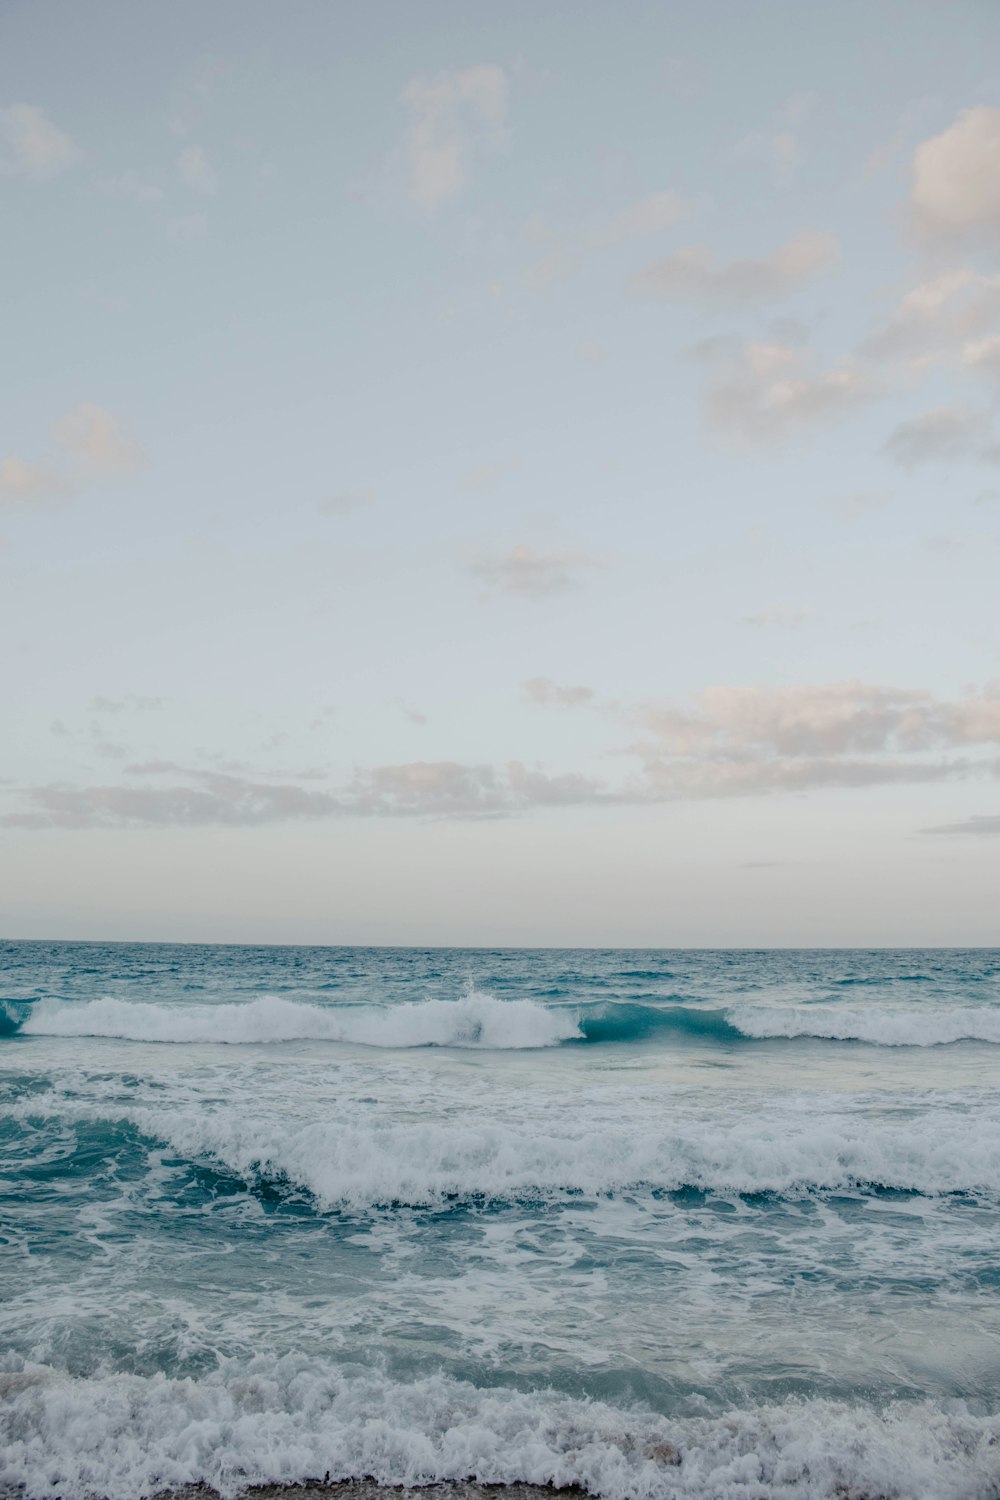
[2,944,999,1499]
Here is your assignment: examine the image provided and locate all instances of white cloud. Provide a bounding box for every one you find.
[630,229,838,308]
[177,144,218,196]
[523,677,595,709]
[910,107,1000,243]
[401,65,508,209]
[881,405,994,469]
[52,403,146,480]
[465,543,600,599]
[691,336,874,445]
[0,103,81,178]
[0,457,70,506]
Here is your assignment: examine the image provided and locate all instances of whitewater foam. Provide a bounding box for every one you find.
[1,1359,997,1500]
[19,993,580,1050]
[12,1088,1000,1206]
[728,1004,1000,1046]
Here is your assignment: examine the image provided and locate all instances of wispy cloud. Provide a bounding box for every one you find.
[688,335,874,445]
[734,91,818,187]
[53,403,146,480]
[9,682,1000,830]
[318,488,375,515]
[630,229,838,309]
[0,103,81,179]
[465,543,601,599]
[523,677,595,709]
[0,457,70,507]
[922,813,1000,837]
[176,144,218,196]
[744,606,806,629]
[881,405,996,469]
[401,65,508,209]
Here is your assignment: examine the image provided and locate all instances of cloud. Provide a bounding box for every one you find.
[459,460,513,494]
[349,760,508,817]
[630,229,838,308]
[910,107,1000,244]
[465,543,600,599]
[318,488,374,515]
[881,405,994,469]
[99,170,163,205]
[176,144,218,196]
[922,813,1000,837]
[863,269,1000,364]
[0,104,81,179]
[52,403,146,480]
[691,336,874,445]
[523,677,595,709]
[0,457,70,506]
[401,65,508,209]
[963,334,1000,380]
[90,694,165,714]
[576,340,607,366]
[734,91,818,187]
[629,680,1000,799]
[744,606,806,628]
[10,681,1000,830]
[4,771,343,830]
[589,190,690,248]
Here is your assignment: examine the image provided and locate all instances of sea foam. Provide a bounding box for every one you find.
[727,1003,1000,1046]
[1,1358,997,1500]
[13,1089,1000,1206]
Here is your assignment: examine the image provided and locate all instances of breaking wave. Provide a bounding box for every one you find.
[15,993,580,1050]
[727,1004,1000,1047]
[1,1358,997,1500]
[10,994,1000,1052]
[11,1092,1000,1208]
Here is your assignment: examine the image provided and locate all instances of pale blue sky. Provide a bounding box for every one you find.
[3,0,1000,944]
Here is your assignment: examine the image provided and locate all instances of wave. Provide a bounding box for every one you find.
[11,993,1000,1054]
[727,1004,1000,1047]
[1,1359,996,1500]
[12,1092,1000,1207]
[16,993,580,1050]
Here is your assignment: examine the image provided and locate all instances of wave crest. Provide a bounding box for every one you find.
[18,993,580,1050]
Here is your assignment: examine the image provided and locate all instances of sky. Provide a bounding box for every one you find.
[2,0,1000,946]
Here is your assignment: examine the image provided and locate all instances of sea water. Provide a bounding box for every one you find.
[1,944,998,1500]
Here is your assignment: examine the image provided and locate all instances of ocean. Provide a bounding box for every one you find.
[1,943,998,1500]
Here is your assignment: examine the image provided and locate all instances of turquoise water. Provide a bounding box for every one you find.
[2,944,999,1499]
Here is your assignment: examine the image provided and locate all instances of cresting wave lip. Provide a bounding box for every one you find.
[10,994,1000,1050]
[13,994,582,1050]
[1,1359,997,1500]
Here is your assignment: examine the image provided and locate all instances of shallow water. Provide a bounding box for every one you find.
[2,944,999,1499]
